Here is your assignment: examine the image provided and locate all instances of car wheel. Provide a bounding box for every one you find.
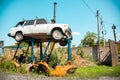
[15,32,23,42]
[52,29,63,40]
[59,40,68,46]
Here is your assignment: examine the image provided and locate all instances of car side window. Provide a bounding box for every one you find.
[24,20,34,26]
[36,19,48,24]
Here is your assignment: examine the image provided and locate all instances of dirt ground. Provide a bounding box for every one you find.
[0,71,120,80]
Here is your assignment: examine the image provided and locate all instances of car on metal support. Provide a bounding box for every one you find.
[8,18,72,46]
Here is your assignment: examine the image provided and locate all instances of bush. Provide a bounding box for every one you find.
[86,54,94,62]
[0,60,16,72]
[0,59,26,74]
[78,47,85,58]
[48,51,58,68]
[18,64,26,73]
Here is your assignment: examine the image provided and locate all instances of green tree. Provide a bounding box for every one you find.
[80,32,97,47]
[99,37,107,46]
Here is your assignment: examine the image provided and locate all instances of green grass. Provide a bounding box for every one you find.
[0,60,26,74]
[70,65,120,78]
[0,60,16,72]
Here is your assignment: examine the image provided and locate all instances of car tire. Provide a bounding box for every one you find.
[59,40,68,46]
[15,32,23,42]
[52,29,63,40]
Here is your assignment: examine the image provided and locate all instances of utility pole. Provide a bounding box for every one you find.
[51,2,57,24]
[96,10,100,61]
[112,24,117,43]
[101,17,105,46]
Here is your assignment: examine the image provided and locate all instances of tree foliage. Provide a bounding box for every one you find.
[80,31,108,47]
[80,32,97,47]
[99,37,107,46]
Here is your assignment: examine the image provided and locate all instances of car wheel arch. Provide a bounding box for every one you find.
[51,27,65,40]
[15,31,23,36]
[51,27,63,34]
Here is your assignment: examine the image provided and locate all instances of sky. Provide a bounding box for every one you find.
[0,0,120,46]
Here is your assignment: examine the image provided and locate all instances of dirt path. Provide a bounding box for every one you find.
[0,72,120,80]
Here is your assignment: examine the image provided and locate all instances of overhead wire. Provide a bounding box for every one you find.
[82,0,120,26]
[81,0,96,16]
[82,0,103,35]
[81,0,120,35]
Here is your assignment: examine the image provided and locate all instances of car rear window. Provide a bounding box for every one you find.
[36,19,48,24]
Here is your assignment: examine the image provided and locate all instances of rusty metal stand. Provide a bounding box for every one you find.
[30,39,34,62]
[40,42,43,60]
[13,42,21,60]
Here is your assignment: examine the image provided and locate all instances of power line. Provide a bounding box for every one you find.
[104,20,120,27]
[82,0,119,25]
[81,0,95,15]
[82,0,120,35]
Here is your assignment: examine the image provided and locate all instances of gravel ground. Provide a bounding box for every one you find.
[0,72,120,80]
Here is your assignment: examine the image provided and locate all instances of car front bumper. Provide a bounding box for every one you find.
[64,30,73,40]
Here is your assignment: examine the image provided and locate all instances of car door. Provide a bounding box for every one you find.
[22,20,34,34]
[33,24,48,34]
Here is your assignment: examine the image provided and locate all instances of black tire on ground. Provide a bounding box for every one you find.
[52,29,64,40]
[15,32,23,42]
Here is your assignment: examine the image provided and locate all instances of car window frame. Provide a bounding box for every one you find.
[15,21,24,27]
[22,21,26,27]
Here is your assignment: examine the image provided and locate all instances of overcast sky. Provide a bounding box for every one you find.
[0,0,120,46]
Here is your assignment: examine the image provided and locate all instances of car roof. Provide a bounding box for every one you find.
[15,18,49,27]
[25,18,48,24]
[19,18,48,25]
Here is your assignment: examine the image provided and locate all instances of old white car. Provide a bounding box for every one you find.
[8,18,72,46]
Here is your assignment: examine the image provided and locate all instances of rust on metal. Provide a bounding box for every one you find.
[31,61,77,76]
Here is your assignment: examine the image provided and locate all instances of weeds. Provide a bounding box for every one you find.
[0,60,16,72]
[0,59,26,74]
[71,65,120,78]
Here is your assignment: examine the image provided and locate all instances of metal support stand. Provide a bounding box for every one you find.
[40,42,43,60]
[48,42,55,57]
[30,39,34,62]
[67,38,72,63]
[47,42,55,63]
[12,37,77,76]
[42,41,50,61]
[13,42,21,60]
[25,44,30,57]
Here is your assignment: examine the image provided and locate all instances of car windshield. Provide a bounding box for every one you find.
[15,21,24,27]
